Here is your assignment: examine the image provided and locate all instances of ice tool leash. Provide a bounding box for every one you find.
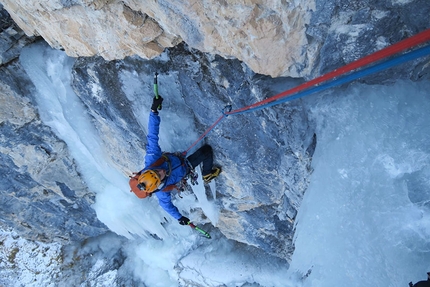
[184,28,430,155]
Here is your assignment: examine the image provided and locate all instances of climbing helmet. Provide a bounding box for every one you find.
[137,170,161,193]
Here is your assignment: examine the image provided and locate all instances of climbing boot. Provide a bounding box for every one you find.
[203,167,221,183]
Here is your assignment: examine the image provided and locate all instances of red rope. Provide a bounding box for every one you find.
[184,28,430,154]
[228,28,430,115]
[183,114,225,155]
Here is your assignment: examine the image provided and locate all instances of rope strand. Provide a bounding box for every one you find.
[185,28,430,153]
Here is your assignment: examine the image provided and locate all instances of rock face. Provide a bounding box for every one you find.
[0,0,314,77]
[0,7,314,258]
[2,0,302,76]
[0,7,34,65]
[0,66,108,243]
[308,0,430,77]
[68,44,317,259]
[0,8,108,243]
[1,0,429,78]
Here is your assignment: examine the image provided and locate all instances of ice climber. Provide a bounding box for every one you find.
[129,95,221,225]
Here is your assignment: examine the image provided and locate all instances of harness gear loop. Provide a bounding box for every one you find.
[173,153,199,196]
[183,158,198,186]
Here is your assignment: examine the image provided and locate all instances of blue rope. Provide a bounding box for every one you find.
[230,44,430,115]
[185,43,430,151]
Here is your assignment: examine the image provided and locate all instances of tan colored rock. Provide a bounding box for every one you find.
[0,82,36,126]
[129,0,316,77]
[1,0,315,77]
[1,0,179,60]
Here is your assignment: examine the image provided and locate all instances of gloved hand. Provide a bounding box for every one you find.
[178,216,190,226]
[151,96,163,111]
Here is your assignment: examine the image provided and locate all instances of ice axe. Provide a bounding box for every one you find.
[188,222,211,239]
[153,72,162,110]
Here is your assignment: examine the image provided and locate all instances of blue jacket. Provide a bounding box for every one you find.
[141,112,188,220]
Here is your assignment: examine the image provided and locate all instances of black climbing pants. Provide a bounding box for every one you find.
[186,144,213,176]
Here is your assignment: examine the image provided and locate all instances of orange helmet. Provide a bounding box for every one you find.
[137,170,161,193]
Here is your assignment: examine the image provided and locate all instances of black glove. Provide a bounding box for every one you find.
[178,216,190,226]
[151,96,163,111]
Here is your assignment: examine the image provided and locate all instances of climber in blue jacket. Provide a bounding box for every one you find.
[129,95,221,225]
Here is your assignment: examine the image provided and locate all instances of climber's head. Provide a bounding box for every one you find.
[137,170,162,193]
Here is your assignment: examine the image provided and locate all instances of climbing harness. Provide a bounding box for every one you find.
[185,162,199,186]
[174,155,199,197]
[184,28,430,154]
